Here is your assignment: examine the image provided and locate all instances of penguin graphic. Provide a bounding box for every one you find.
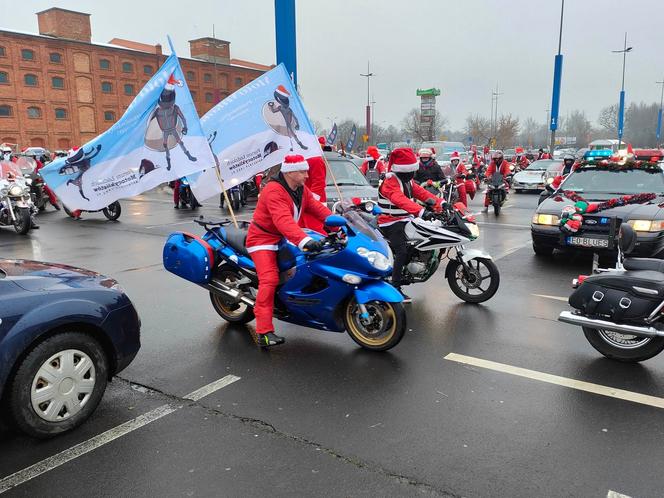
[267,85,308,151]
[58,145,102,201]
[146,73,197,170]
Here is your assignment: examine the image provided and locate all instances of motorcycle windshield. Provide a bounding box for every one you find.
[490,173,504,186]
[0,161,24,180]
[14,156,36,176]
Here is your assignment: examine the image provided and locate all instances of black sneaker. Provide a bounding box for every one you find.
[174,205,179,209]
[397,288,412,304]
[257,332,285,348]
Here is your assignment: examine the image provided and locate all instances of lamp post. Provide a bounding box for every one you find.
[656,79,664,144]
[612,32,632,149]
[549,0,565,156]
[360,62,374,143]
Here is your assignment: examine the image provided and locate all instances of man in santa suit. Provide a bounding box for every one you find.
[360,146,387,176]
[450,151,476,207]
[246,154,332,347]
[300,137,329,233]
[482,150,511,211]
[377,148,443,302]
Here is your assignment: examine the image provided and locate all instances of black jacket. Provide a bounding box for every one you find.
[414,160,445,183]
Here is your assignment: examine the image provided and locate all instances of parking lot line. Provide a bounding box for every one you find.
[0,374,241,494]
[444,353,664,410]
[532,293,569,302]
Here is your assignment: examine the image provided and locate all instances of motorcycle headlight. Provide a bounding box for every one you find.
[9,185,23,197]
[532,213,560,226]
[0,188,7,196]
[466,222,480,239]
[357,247,391,271]
[25,178,32,185]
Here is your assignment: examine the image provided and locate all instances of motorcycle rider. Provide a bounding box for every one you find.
[378,147,443,303]
[451,151,476,207]
[1,146,12,161]
[34,154,60,210]
[537,148,551,160]
[360,146,387,176]
[482,150,511,212]
[246,154,332,347]
[561,154,575,176]
[514,148,530,170]
[414,148,445,184]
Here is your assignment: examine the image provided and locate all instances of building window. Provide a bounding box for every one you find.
[54,108,67,119]
[24,74,38,86]
[205,92,213,103]
[100,59,111,70]
[0,72,7,84]
[104,111,115,121]
[0,46,6,57]
[101,81,113,93]
[51,76,64,89]
[0,105,12,117]
[186,71,195,81]
[27,107,41,119]
[124,84,135,95]
[21,49,34,61]
[204,73,212,83]
[49,52,62,63]
[235,77,243,86]
[122,62,133,73]
[143,65,153,75]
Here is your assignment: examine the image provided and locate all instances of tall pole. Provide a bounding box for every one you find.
[371,94,376,140]
[656,79,664,144]
[549,0,564,156]
[490,92,495,142]
[493,88,503,146]
[612,33,632,150]
[360,61,374,143]
[274,0,297,86]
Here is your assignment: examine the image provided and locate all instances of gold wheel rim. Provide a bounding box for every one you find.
[346,300,397,347]
[213,273,248,318]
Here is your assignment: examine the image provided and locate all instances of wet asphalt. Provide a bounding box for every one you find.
[1,187,663,497]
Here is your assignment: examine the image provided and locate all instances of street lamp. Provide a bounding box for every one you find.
[656,79,664,144]
[360,62,374,143]
[612,32,633,149]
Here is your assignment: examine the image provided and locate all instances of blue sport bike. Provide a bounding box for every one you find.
[163,201,406,351]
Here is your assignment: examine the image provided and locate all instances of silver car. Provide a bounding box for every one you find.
[324,152,377,209]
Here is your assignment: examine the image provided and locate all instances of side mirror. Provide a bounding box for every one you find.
[324,214,347,227]
[371,205,382,215]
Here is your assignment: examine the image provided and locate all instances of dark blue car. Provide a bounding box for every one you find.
[0,259,141,438]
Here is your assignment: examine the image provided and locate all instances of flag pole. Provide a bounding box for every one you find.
[321,152,343,206]
[214,158,239,229]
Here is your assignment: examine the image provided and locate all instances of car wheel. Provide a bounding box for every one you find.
[7,332,109,438]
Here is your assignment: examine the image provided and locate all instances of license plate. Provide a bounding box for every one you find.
[565,236,609,248]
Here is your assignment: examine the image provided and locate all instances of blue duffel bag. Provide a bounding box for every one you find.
[163,232,215,284]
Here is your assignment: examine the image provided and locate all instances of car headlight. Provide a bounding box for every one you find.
[532,213,560,225]
[9,185,23,196]
[628,219,664,232]
[466,222,480,239]
[357,246,391,271]
[0,188,7,196]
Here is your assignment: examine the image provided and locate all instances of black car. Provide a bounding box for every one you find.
[532,164,664,257]
[0,259,141,438]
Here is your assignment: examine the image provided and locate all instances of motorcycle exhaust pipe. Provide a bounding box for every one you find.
[207,278,255,307]
[558,311,664,338]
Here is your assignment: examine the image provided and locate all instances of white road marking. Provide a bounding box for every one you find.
[0,374,241,494]
[444,353,664,410]
[607,491,632,498]
[144,220,198,229]
[532,293,569,302]
[493,241,531,261]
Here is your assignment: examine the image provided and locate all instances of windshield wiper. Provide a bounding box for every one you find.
[333,182,363,186]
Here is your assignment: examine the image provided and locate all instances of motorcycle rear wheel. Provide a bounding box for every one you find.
[446,257,500,303]
[344,299,406,351]
[209,268,255,324]
[13,207,31,235]
[582,326,664,363]
[102,202,121,221]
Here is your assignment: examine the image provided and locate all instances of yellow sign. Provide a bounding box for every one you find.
[362,134,369,142]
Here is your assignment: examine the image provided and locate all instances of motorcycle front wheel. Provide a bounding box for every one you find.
[102,202,121,221]
[14,207,31,234]
[582,326,664,363]
[492,199,501,216]
[446,257,500,303]
[343,298,406,351]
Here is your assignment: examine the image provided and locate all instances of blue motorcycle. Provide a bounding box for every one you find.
[163,202,406,351]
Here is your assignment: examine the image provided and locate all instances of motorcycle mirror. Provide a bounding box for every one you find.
[371,204,382,216]
[424,198,436,207]
[324,214,347,228]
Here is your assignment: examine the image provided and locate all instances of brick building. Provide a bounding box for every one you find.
[0,7,272,150]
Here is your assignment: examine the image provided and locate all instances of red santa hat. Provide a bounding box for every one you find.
[515,146,524,154]
[450,151,461,161]
[318,136,326,146]
[165,73,182,91]
[281,154,309,173]
[366,145,380,160]
[67,146,80,158]
[388,147,419,173]
[275,85,290,98]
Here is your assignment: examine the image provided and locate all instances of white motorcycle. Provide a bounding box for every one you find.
[0,161,36,234]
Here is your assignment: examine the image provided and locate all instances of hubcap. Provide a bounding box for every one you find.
[599,329,651,349]
[31,349,96,422]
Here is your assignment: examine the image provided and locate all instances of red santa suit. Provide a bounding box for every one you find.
[300,154,328,233]
[484,159,512,207]
[454,161,476,207]
[360,145,387,175]
[246,155,331,335]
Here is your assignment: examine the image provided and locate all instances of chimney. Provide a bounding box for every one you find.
[37,7,92,43]
[189,37,230,64]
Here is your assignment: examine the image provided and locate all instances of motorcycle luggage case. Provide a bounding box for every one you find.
[569,270,664,321]
[163,231,215,284]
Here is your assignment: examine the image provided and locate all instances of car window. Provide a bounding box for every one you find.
[326,159,369,186]
[561,168,664,194]
[526,160,551,171]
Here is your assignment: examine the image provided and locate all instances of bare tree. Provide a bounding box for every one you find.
[564,110,593,146]
[465,114,491,145]
[495,114,520,148]
[400,108,445,142]
[625,102,659,146]
[598,104,619,135]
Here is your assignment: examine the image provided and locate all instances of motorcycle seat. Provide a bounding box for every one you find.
[623,257,664,273]
[222,226,250,258]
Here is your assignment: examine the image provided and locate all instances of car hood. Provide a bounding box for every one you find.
[325,184,377,201]
[0,259,119,292]
[514,170,545,182]
[538,193,664,220]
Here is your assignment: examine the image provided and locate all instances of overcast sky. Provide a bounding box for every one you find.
[4,0,664,131]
